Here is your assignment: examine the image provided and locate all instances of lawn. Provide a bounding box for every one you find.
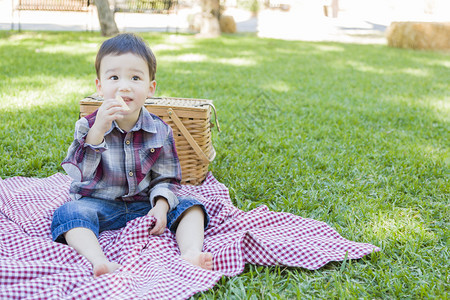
[0,31,448,299]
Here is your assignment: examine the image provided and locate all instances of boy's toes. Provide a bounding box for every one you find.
[199,253,213,271]
[181,252,214,271]
[93,262,122,278]
[93,264,109,278]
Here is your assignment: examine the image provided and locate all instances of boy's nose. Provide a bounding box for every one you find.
[118,83,131,92]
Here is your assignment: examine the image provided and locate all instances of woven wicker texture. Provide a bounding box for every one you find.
[80,96,217,185]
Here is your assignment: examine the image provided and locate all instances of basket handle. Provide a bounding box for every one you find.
[167,108,211,164]
[195,103,221,133]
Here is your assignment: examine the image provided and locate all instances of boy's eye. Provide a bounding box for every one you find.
[109,75,119,80]
[131,76,141,81]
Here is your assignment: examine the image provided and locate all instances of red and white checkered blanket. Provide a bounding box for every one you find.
[0,172,379,299]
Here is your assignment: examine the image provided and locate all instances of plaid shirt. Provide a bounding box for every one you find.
[62,108,181,210]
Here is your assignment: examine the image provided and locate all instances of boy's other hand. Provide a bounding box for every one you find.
[148,197,169,235]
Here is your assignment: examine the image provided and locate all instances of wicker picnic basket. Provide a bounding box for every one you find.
[79,95,220,185]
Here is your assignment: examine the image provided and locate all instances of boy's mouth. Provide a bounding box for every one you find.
[121,96,132,103]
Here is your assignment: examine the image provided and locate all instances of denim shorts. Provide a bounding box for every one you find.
[51,197,209,243]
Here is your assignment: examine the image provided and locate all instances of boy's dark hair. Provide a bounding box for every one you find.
[95,33,157,81]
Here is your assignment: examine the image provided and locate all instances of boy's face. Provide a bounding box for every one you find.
[96,53,156,118]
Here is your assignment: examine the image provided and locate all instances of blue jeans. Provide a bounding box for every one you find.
[51,197,209,243]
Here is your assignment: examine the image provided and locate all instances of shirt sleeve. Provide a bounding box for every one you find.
[61,118,108,182]
[148,125,181,211]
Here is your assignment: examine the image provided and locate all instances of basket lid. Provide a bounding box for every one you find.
[145,97,212,108]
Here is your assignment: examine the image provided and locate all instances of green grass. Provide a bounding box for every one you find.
[1,31,449,299]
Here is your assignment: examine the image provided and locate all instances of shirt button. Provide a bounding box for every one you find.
[128,171,134,177]
[125,140,130,145]
[150,148,155,153]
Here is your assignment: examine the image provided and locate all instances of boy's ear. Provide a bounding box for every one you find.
[147,80,157,98]
[95,78,103,96]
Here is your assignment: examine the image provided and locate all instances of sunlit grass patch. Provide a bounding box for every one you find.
[370,208,439,245]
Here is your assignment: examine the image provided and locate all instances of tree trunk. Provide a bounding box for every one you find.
[199,0,220,37]
[95,0,119,36]
[331,0,339,18]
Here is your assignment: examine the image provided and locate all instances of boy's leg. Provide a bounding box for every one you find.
[51,198,128,277]
[175,205,213,270]
[64,227,122,278]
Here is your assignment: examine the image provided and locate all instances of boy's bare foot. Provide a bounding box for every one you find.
[93,262,122,278]
[181,251,213,271]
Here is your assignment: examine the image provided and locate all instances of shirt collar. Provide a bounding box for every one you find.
[106,108,157,135]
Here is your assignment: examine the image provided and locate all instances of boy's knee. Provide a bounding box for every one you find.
[51,201,100,242]
[167,199,209,233]
[186,205,204,215]
[53,200,98,221]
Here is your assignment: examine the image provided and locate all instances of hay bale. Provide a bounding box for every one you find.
[387,22,450,50]
[219,15,236,34]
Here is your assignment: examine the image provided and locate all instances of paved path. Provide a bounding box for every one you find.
[0,0,388,44]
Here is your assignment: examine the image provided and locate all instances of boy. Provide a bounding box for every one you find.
[51,33,213,277]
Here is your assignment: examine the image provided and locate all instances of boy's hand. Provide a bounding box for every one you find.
[148,197,169,235]
[86,98,126,145]
[95,98,126,132]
